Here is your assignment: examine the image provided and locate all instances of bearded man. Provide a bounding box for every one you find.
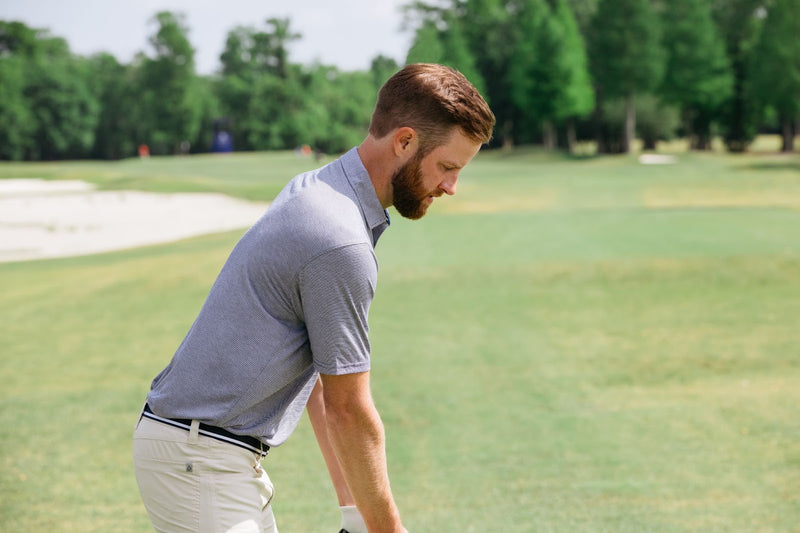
[133,63,495,533]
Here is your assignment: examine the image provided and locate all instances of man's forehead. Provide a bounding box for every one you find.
[430,130,482,165]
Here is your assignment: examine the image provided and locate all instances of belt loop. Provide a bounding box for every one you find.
[189,420,200,443]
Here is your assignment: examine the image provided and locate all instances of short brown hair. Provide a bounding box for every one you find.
[369,63,495,153]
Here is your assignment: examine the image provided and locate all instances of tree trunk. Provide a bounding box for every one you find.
[781,118,795,152]
[796,119,800,151]
[566,118,577,153]
[642,137,657,151]
[502,119,514,153]
[724,53,750,153]
[693,108,714,151]
[542,120,556,150]
[624,93,635,153]
[797,119,800,149]
[594,89,607,154]
[684,110,698,150]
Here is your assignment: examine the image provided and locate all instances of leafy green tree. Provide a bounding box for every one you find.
[405,7,486,93]
[251,18,301,79]
[26,36,99,159]
[460,0,517,147]
[139,11,203,154]
[300,67,376,152]
[241,74,289,149]
[750,0,800,152]
[190,75,223,153]
[712,0,765,152]
[635,93,681,150]
[0,22,37,160]
[1,22,101,160]
[218,26,258,150]
[595,94,679,151]
[217,19,304,151]
[555,0,594,147]
[245,68,329,151]
[221,18,300,79]
[0,20,40,55]
[406,18,445,64]
[507,0,593,149]
[507,0,550,143]
[215,73,252,150]
[438,11,487,95]
[369,54,400,90]
[588,0,665,152]
[88,53,139,158]
[565,0,598,35]
[220,25,255,78]
[660,0,733,150]
[0,58,35,160]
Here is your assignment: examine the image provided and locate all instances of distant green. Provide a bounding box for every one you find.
[1,144,798,531]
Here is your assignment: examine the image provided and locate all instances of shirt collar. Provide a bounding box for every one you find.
[341,147,391,245]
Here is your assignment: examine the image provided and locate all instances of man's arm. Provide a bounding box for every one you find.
[319,371,407,533]
[307,376,356,506]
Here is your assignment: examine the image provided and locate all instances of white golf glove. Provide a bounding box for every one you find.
[339,505,368,533]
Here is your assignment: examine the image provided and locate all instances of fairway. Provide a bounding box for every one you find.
[1,146,799,532]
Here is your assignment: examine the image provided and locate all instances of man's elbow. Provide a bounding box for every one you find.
[323,396,383,444]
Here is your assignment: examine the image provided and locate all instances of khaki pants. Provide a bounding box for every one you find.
[133,416,277,533]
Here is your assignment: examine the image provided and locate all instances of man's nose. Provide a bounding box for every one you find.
[440,175,458,196]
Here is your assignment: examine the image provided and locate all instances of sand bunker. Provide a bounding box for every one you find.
[0,179,269,263]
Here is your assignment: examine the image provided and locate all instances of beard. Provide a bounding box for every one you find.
[391,152,433,220]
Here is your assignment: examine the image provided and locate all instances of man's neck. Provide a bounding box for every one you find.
[356,135,395,209]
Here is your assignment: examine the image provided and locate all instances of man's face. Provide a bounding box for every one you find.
[391,129,482,220]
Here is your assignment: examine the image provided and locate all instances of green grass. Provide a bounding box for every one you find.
[0,151,325,201]
[1,143,799,531]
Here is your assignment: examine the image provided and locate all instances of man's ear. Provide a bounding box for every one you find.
[392,127,418,158]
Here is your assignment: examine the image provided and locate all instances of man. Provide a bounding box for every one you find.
[133,63,495,533]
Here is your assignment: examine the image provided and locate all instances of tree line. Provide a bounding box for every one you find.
[408,0,800,153]
[0,14,396,160]
[0,0,798,161]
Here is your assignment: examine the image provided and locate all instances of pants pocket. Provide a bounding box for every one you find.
[133,454,202,533]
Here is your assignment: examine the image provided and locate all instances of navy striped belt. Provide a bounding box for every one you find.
[142,403,269,457]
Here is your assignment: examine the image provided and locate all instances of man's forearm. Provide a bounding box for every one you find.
[307,377,356,506]
[322,374,405,533]
[326,404,402,532]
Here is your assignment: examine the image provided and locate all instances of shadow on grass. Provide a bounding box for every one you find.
[741,161,800,172]
[482,145,605,162]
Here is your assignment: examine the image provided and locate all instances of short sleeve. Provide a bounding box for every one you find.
[298,243,378,375]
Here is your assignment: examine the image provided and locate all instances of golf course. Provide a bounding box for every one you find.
[1,140,798,531]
